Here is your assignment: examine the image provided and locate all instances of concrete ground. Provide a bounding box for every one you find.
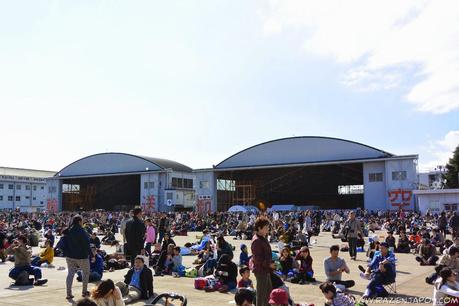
[0,230,435,306]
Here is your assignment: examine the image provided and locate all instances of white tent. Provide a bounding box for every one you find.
[268,204,297,212]
[228,205,259,213]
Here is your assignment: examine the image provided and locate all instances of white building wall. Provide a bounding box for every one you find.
[363,162,387,211]
[385,158,418,210]
[140,172,160,212]
[415,190,459,214]
[0,179,48,211]
[195,171,216,212]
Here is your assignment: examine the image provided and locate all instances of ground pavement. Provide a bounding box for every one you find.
[0,230,435,306]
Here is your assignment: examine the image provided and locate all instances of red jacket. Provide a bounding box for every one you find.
[251,234,272,276]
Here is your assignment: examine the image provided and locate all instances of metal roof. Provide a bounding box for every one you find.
[0,166,56,178]
[216,136,398,170]
[56,153,192,178]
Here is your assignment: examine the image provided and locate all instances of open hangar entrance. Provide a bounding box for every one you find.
[62,174,140,211]
[216,162,364,211]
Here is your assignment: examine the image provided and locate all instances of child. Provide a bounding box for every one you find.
[279,247,294,280]
[268,288,289,306]
[171,246,184,277]
[240,244,250,266]
[291,246,315,284]
[319,281,355,306]
[237,266,254,289]
[31,239,54,267]
[235,288,255,306]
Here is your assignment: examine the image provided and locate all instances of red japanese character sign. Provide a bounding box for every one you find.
[47,198,58,213]
[142,195,155,213]
[388,189,412,207]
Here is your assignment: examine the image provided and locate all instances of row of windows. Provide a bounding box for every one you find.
[171,177,193,189]
[0,183,44,191]
[0,195,42,202]
[144,181,155,189]
[368,171,407,182]
[338,185,364,195]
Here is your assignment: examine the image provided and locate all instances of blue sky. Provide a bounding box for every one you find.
[0,0,458,172]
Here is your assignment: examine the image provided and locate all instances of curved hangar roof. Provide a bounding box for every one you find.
[56,153,192,178]
[216,136,394,169]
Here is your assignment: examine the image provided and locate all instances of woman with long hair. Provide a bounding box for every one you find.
[433,267,459,306]
[91,279,125,306]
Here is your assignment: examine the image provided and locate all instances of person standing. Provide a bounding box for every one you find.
[343,211,362,260]
[125,208,146,267]
[65,215,91,299]
[120,212,130,246]
[144,218,156,255]
[251,217,274,306]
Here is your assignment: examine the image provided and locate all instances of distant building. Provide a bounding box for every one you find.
[0,167,56,212]
[418,170,445,190]
[414,189,459,214]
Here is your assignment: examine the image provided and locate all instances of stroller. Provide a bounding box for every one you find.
[145,293,187,306]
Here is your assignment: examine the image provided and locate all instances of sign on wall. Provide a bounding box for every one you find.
[47,198,58,213]
[197,195,212,215]
[388,189,413,208]
[142,195,155,213]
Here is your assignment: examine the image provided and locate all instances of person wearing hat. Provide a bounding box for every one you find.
[416,238,439,266]
[358,242,396,299]
[268,288,289,306]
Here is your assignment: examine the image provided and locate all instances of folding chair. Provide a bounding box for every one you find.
[383,280,397,294]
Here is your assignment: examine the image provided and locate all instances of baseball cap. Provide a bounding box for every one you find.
[268,288,288,305]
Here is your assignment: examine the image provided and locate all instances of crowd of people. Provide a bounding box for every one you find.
[1,207,459,305]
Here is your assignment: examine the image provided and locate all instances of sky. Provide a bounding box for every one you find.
[0,0,458,172]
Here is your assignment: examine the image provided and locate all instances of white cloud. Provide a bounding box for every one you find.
[259,0,459,114]
[421,131,459,171]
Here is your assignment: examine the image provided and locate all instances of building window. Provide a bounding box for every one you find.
[25,196,30,199]
[369,172,383,182]
[0,183,3,189]
[49,186,57,193]
[0,195,3,201]
[8,196,13,201]
[33,185,37,191]
[15,196,20,201]
[392,171,407,181]
[200,181,210,189]
[8,184,14,190]
[171,177,193,189]
[40,201,43,205]
[16,185,21,190]
[217,179,236,191]
[338,185,364,195]
[33,197,36,200]
[144,181,154,189]
[41,186,44,190]
[25,185,31,190]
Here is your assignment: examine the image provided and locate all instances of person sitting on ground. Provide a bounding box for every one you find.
[78,244,104,282]
[44,229,55,248]
[279,247,295,281]
[237,266,254,289]
[432,229,445,248]
[90,233,101,249]
[324,245,355,289]
[214,253,238,292]
[7,235,48,286]
[91,278,125,306]
[291,246,315,284]
[171,246,184,277]
[396,232,411,253]
[385,231,396,250]
[319,281,355,306]
[31,239,54,267]
[416,238,439,266]
[409,230,422,249]
[268,288,289,306]
[433,267,459,306]
[235,288,255,306]
[359,242,396,299]
[240,244,250,267]
[116,256,153,304]
[427,246,459,285]
[216,235,234,261]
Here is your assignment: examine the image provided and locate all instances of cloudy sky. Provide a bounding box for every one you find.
[0,0,458,172]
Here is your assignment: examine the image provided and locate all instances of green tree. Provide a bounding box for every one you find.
[443,144,459,188]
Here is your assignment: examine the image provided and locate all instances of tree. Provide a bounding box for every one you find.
[443,144,459,188]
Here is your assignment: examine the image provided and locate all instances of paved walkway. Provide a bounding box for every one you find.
[0,231,435,305]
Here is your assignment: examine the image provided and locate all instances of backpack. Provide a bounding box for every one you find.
[186,267,198,278]
[194,277,207,290]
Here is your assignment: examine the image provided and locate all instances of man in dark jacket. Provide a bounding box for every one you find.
[125,208,146,266]
[116,256,154,304]
[65,215,91,299]
[251,217,274,306]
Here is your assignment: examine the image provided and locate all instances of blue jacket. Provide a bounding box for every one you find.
[90,254,104,276]
[66,225,90,259]
[369,250,396,278]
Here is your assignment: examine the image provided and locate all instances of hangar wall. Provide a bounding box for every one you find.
[363,161,386,211]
